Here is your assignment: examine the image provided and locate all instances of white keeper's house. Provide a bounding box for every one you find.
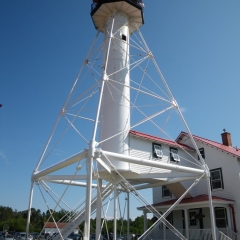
[130,129,240,239]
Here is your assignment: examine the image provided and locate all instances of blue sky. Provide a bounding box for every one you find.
[1,0,240,220]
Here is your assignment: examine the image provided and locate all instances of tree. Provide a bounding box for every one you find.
[0,205,153,235]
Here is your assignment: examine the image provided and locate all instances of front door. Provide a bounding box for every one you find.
[189,209,200,229]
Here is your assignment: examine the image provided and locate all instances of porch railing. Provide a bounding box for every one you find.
[152,228,213,240]
[217,230,232,240]
[189,229,213,240]
[152,228,231,240]
[226,226,240,240]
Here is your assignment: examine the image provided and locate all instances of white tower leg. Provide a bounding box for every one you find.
[114,183,118,240]
[207,176,217,240]
[26,181,34,237]
[96,179,102,240]
[127,192,130,240]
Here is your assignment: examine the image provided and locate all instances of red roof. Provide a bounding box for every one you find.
[176,131,240,158]
[129,130,195,151]
[44,222,68,228]
[138,194,234,210]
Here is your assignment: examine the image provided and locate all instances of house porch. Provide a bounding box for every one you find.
[139,195,236,240]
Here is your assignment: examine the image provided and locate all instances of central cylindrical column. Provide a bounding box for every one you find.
[100,12,130,170]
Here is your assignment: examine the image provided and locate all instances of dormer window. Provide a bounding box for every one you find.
[170,147,180,162]
[153,143,163,159]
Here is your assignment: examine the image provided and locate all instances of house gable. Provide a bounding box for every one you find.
[176,131,240,158]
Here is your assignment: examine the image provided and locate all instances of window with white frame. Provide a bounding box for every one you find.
[189,210,198,226]
[170,147,180,162]
[162,185,172,198]
[153,143,163,159]
[210,168,224,190]
[215,208,227,228]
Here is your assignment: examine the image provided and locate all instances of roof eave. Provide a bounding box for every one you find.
[176,132,240,158]
[137,199,235,211]
[129,130,195,151]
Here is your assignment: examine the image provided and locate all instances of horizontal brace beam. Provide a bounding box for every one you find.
[32,150,87,181]
[101,150,205,175]
[45,180,106,188]
[39,175,89,181]
[46,180,97,187]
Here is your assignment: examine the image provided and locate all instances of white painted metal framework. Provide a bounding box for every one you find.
[26,1,217,240]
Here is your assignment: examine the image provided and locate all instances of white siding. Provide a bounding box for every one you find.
[129,135,202,204]
[129,136,171,174]
[131,134,240,232]
[129,136,199,175]
[166,138,240,232]
[153,186,176,204]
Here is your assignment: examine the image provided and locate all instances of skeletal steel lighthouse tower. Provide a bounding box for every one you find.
[26,1,218,240]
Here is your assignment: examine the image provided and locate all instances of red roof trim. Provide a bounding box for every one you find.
[44,222,68,228]
[129,130,195,151]
[138,194,234,209]
[176,131,240,158]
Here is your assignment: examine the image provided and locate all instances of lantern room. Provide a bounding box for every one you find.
[90,0,144,33]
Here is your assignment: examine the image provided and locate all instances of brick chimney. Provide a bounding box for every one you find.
[221,130,232,147]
